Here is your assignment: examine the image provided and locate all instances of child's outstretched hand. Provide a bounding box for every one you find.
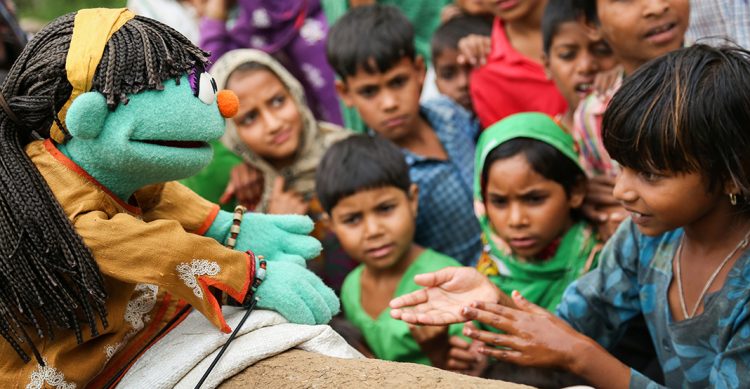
[446,323,488,376]
[464,292,630,387]
[462,291,588,371]
[458,34,491,67]
[389,267,507,325]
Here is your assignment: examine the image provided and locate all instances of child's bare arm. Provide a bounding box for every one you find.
[409,324,451,369]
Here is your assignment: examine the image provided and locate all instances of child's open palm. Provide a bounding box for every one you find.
[389,267,507,325]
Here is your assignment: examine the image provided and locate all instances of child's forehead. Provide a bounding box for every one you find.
[332,186,409,211]
[550,20,595,44]
[346,57,419,81]
[433,48,460,65]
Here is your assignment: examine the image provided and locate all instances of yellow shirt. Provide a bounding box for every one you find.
[1,139,252,388]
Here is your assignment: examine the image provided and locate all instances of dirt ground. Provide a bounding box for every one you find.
[221,349,532,388]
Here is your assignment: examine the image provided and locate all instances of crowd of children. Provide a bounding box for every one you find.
[98,0,750,386]
[172,0,750,386]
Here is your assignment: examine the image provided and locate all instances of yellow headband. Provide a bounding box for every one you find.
[50,8,134,143]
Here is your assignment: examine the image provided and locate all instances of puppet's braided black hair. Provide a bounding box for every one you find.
[0,12,208,364]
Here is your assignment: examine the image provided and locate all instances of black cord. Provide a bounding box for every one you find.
[194,298,258,389]
[102,304,193,389]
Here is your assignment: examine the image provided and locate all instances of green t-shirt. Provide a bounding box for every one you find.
[341,249,464,365]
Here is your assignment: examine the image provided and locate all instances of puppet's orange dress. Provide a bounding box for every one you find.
[0,140,254,388]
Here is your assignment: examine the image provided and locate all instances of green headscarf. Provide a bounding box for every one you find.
[474,113,600,311]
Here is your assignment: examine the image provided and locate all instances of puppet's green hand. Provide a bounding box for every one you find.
[207,211,321,266]
[254,260,339,324]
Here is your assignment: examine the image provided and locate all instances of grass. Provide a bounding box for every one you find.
[16,0,127,23]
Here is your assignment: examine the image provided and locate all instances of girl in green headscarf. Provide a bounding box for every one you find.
[474,112,601,311]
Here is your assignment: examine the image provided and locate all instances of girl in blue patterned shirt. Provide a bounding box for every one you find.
[389,44,750,388]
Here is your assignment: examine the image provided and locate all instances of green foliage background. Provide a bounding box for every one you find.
[16,0,127,22]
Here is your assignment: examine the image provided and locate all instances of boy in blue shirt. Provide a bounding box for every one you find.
[326,5,482,266]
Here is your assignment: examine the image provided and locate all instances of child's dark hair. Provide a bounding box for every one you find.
[326,4,415,81]
[0,12,207,363]
[316,134,411,213]
[572,0,597,24]
[542,0,585,54]
[481,138,585,199]
[603,45,750,209]
[431,14,492,63]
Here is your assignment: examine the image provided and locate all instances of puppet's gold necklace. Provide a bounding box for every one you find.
[674,229,750,319]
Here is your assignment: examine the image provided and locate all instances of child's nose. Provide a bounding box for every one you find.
[364,216,384,237]
[577,54,597,75]
[612,172,637,204]
[217,90,239,118]
[380,91,398,111]
[508,203,528,227]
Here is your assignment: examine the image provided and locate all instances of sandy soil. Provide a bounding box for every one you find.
[221,349,532,389]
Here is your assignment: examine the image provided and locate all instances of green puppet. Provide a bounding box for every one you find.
[0,9,338,387]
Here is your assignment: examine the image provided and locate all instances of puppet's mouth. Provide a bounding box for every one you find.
[137,140,208,149]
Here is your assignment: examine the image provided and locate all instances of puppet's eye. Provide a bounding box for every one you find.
[196,72,218,104]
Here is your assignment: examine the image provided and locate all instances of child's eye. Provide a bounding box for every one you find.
[591,42,614,57]
[194,72,218,105]
[270,94,285,107]
[438,67,457,80]
[489,196,508,207]
[523,194,547,205]
[342,215,361,225]
[357,86,379,99]
[389,76,407,89]
[376,203,396,213]
[239,111,259,126]
[638,171,663,182]
[557,50,577,61]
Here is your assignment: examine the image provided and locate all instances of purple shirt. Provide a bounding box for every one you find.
[200,0,320,62]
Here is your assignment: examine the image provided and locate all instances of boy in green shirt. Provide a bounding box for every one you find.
[316,135,464,367]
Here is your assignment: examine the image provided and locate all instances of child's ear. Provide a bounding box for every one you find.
[415,56,427,85]
[408,183,420,214]
[724,179,742,199]
[569,177,587,209]
[66,92,109,140]
[335,79,355,107]
[542,53,552,80]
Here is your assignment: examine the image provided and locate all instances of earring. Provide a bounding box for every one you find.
[730,193,738,206]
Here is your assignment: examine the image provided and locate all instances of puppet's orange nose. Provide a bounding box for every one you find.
[217,90,239,118]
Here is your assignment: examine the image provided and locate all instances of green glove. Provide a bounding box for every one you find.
[206,211,321,266]
[254,260,340,324]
